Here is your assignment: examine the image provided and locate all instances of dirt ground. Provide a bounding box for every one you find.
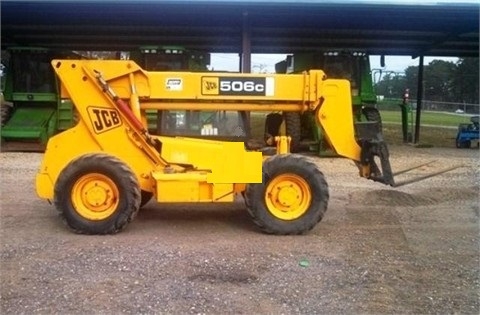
[0,145,479,314]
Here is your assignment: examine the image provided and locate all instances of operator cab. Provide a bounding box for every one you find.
[157,110,248,140]
[131,46,249,141]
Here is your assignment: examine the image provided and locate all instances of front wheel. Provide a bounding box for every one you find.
[54,153,141,234]
[244,154,329,235]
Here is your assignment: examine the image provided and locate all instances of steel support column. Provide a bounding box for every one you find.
[240,11,251,137]
[241,11,251,73]
[414,55,424,144]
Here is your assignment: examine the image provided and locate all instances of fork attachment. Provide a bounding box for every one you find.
[355,122,463,187]
[358,138,395,186]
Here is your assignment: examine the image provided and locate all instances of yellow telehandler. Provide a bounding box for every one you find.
[35,60,456,235]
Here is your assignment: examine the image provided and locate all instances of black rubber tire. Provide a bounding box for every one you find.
[140,190,153,208]
[284,112,302,153]
[456,138,471,149]
[264,112,283,146]
[1,104,13,127]
[54,153,141,234]
[362,106,383,131]
[300,112,315,140]
[455,139,462,148]
[244,154,329,235]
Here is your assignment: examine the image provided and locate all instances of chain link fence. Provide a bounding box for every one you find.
[420,100,479,115]
[377,98,479,114]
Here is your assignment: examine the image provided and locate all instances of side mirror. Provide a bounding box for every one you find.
[286,55,294,73]
[380,55,385,68]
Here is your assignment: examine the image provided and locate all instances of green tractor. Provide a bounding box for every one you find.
[1,47,78,150]
[267,51,382,153]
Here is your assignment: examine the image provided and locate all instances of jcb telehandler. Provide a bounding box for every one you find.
[35,60,457,235]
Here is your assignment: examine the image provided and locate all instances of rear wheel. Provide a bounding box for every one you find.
[54,153,141,234]
[264,112,303,152]
[244,154,329,235]
[264,112,283,146]
[284,112,302,152]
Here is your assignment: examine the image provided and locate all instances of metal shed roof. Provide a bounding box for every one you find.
[1,0,479,57]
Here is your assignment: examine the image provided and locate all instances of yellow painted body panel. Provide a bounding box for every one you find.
[317,80,363,161]
[35,118,160,200]
[36,173,53,199]
[56,59,323,107]
[152,172,234,202]
[158,136,263,183]
[36,59,364,205]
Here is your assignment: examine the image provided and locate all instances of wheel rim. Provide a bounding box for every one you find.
[265,173,312,220]
[71,173,119,220]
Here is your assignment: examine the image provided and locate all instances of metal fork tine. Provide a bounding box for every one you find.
[392,160,437,176]
[393,165,464,187]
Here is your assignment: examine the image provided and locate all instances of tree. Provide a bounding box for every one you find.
[452,58,479,104]
[423,60,456,102]
[374,58,479,104]
[374,72,407,98]
[400,60,457,102]
[252,63,269,74]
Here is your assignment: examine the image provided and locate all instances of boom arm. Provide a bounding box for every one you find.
[51,59,393,184]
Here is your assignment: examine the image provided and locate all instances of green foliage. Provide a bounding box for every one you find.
[424,60,457,101]
[452,58,479,104]
[374,58,479,104]
[374,73,407,98]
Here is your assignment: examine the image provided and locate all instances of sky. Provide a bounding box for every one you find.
[209,53,460,74]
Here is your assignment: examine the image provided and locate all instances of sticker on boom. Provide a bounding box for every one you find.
[202,77,274,96]
[87,106,122,134]
[166,78,183,91]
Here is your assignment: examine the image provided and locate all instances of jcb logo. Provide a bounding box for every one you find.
[202,77,219,95]
[87,107,122,134]
[205,81,217,90]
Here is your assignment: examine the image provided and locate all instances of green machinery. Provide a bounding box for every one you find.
[269,51,381,153]
[1,47,78,150]
[130,45,210,72]
[0,46,218,150]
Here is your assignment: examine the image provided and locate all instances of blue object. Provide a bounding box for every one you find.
[456,116,479,148]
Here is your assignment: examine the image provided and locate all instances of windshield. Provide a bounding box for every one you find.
[323,54,361,89]
[11,50,56,93]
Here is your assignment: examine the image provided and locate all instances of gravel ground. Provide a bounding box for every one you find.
[0,145,479,314]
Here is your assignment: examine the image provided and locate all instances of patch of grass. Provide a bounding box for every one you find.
[250,113,460,149]
[382,124,458,148]
[380,110,473,127]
